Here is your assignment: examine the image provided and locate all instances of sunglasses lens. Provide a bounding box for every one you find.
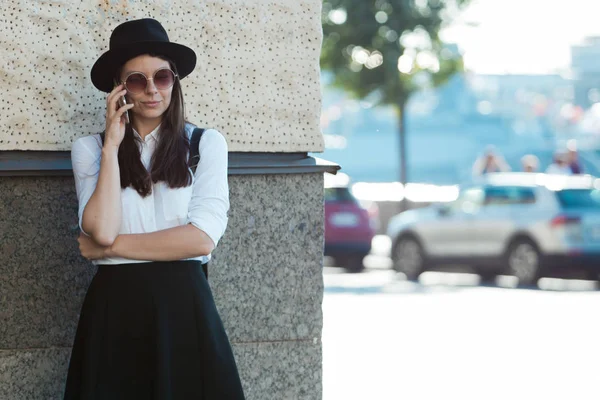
[125,73,147,93]
[154,69,175,89]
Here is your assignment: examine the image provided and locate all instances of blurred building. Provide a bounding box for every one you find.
[571,36,600,108]
[319,72,582,185]
[317,38,600,186]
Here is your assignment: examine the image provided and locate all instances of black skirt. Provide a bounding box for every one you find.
[63,260,245,400]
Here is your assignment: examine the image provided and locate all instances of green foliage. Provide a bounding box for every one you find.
[321,0,471,107]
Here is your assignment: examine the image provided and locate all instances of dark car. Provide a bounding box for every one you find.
[324,180,376,272]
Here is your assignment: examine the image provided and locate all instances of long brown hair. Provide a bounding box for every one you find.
[114,55,192,197]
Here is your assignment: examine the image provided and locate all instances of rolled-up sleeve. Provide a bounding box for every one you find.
[71,136,101,234]
[188,129,230,247]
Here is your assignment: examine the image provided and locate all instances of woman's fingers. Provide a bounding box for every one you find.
[105,84,131,124]
[106,84,124,104]
[106,85,127,114]
[108,90,128,110]
[116,103,135,123]
[103,84,133,147]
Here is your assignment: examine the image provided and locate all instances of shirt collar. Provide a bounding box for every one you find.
[132,124,161,142]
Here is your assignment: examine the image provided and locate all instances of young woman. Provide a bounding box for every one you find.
[65,18,246,399]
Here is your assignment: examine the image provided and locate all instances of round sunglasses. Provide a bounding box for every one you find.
[119,68,178,94]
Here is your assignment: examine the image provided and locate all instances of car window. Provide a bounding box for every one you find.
[450,187,484,212]
[484,186,536,206]
[324,187,358,203]
[556,189,600,209]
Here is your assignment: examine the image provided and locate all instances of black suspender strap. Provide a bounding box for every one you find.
[189,127,205,174]
[189,127,208,279]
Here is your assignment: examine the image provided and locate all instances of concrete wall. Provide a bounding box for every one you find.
[0,0,324,152]
[0,173,324,399]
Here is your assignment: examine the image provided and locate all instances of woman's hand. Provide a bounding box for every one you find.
[104,84,134,149]
[77,232,110,260]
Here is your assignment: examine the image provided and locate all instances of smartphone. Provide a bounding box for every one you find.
[114,79,130,124]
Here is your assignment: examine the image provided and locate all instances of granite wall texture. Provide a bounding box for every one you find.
[0,173,324,399]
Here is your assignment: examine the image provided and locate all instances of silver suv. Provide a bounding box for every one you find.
[387,173,600,285]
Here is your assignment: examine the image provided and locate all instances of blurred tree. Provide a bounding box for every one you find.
[321,0,471,207]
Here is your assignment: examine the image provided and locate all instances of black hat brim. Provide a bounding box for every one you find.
[91,41,197,93]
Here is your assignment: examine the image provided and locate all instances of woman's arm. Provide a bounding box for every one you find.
[72,137,122,246]
[78,84,133,246]
[79,128,229,262]
[187,129,230,247]
[80,146,122,246]
[122,128,230,260]
[104,224,214,261]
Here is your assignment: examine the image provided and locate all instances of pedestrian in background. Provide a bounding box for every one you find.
[546,150,573,175]
[520,154,540,172]
[65,18,245,399]
[472,145,511,177]
[567,140,584,174]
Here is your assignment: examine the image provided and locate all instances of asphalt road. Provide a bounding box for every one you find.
[322,236,600,400]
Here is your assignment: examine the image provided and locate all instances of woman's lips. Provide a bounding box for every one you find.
[142,101,161,108]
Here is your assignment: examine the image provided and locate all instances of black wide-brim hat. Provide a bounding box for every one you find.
[91,18,197,93]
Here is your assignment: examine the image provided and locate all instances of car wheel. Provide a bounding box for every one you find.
[392,236,425,281]
[334,255,365,273]
[506,239,541,286]
[477,268,498,285]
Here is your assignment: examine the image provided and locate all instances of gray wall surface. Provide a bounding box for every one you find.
[0,173,324,399]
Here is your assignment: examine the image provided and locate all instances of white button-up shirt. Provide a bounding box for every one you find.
[71,123,229,265]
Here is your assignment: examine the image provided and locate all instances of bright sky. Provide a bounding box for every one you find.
[441,0,600,74]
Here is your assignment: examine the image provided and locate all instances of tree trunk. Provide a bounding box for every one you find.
[397,101,408,212]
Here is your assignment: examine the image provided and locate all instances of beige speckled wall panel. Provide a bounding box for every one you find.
[0,0,324,152]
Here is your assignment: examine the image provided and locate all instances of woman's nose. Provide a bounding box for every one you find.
[145,78,158,93]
